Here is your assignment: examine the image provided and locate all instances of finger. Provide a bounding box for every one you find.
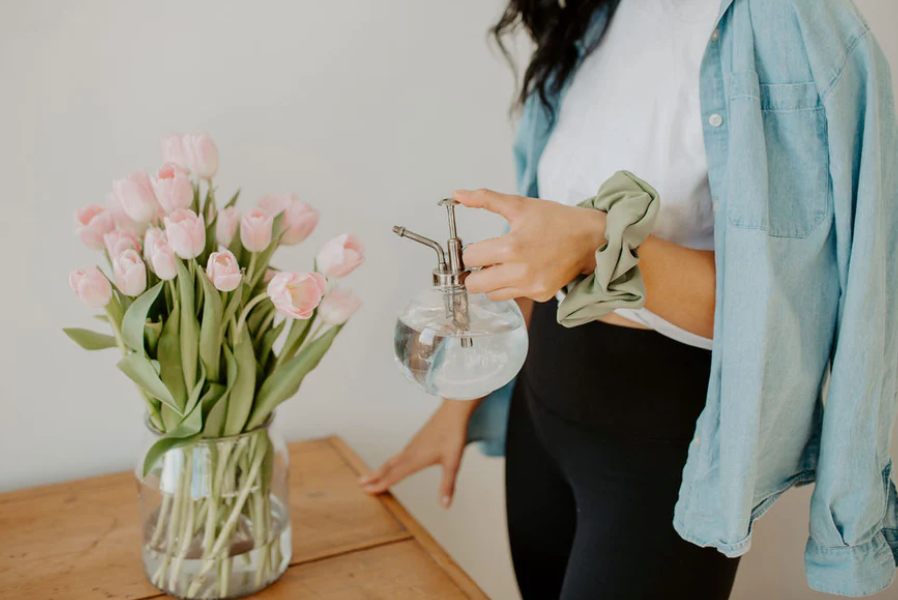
[453,189,522,221]
[359,456,397,485]
[362,454,426,494]
[464,264,523,294]
[463,236,513,268]
[439,459,460,508]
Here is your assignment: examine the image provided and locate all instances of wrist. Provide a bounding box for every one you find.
[578,208,607,275]
[443,397,484,417]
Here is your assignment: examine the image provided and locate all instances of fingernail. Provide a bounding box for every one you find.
[452,190,470,199]
[358,475,370,484]
[441,496,451,508]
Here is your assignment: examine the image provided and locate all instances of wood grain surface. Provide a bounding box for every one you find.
[0,436,488,600]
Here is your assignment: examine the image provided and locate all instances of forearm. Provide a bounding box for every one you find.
[637,235,716,339]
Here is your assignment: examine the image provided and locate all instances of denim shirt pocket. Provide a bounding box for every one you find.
[726,71,830,238]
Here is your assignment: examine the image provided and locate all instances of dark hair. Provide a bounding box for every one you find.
[491,0,619,113]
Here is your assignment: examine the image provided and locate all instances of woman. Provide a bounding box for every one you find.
[361,0,898,598]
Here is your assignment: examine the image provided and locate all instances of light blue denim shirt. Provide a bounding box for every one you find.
[466,0,898,595]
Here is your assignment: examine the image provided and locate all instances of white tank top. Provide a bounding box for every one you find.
[537,0,720,349]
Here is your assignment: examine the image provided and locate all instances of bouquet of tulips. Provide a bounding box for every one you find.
[65,134,363,598]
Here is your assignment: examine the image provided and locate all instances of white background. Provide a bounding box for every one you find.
[1,2,896,599]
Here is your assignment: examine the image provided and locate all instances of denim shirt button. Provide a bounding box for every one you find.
[712,200,719,212]
[709,113,723,127]
[693,435,700,446]
[710,28,720,42]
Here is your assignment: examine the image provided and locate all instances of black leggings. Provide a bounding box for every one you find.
[504,301,740,600]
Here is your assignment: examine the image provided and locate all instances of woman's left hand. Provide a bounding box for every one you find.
[453,189,606,302]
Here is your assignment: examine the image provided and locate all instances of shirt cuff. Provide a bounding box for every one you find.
[805,532,897,596]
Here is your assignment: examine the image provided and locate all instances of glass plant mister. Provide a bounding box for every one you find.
[393,200,528,400]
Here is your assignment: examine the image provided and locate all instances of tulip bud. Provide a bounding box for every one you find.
[104,229,142,257]
[163,209,206,259]
[112,249,148,297]
[316,233,365,279]
[112,171,159,223]
[75,205,115,251]
[267,272,327,320]
[216,206,240,247]
[69,267,113,308]
[318,286,361,325]
[206,250,242,292]
[240,208,273,253]
[183,133,219,180]
[150,241,178,281]
[160,133,188,169]
[152,163,193,214]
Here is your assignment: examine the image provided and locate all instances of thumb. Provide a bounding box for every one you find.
[438,457,461,508]
[452,189,522,222]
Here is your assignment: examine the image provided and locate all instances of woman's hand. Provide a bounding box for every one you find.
[359,398,480,508]
[453,189,606,302]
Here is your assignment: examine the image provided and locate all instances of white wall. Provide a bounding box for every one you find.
[0,2,896,599]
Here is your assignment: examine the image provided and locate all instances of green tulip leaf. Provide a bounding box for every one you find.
[183,363,207,417]
[176,260,198,388]
[227,223,245,265]
[223,326,256,436]
[279,312,313,363]
[158,302,187,413]
[121,282,164,353]
[257,319,286,377]
[198,268,223,381]
[221,285,243,331]
[204,345,237,438]
[141,393,207,477]
[247,325,342,430]
[225,188,240,209]
[145,320,163,356]
[63,328,118,351]
[117,352,180,414]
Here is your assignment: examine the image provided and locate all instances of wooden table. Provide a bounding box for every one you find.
[0,437,489,600]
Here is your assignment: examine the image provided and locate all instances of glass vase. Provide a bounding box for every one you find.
[137,416,291,599]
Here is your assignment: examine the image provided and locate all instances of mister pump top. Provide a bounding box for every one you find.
[391,199,528,401]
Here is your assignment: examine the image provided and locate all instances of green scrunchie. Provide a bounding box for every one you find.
[556,170,660,328]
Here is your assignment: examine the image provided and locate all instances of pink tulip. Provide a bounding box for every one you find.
[152,163,193,214]
[104,229,142,257]
[318,286,361,325]
[216,206,240,247]
[281,198,319,246]
[150,241,178,281]
[75,205,115,250]
[163,209,206,259]
[267,271,327,320]
[240,208,273,253]
[69,267,113,308]
[206,250,242,292]
[143,227,166,260]
[112,171,159,223]
[316,233,365,279]
[106,193,147,235]
[160,134,188,169]
[112,249,147,297]
[256,193,292,216]
[183,133,219,180]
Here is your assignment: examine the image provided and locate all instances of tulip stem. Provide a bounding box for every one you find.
[235,293,269,340]
[253,311,277,345]
[245,253,259,287]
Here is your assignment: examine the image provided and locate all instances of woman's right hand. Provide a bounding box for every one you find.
[359,398,482,508]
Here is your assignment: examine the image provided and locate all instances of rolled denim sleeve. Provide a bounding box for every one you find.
[806,27,898,596]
